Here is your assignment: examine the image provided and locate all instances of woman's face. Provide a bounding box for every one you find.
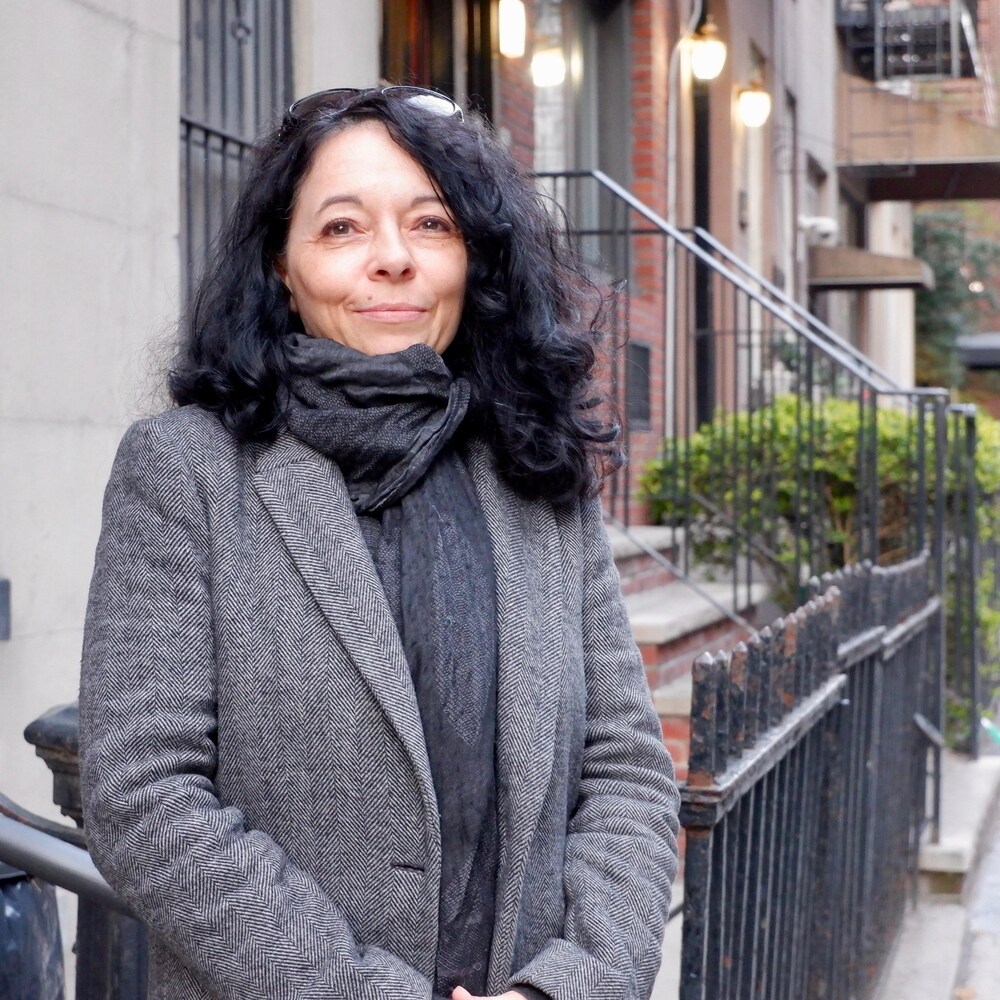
[277,120,468,356]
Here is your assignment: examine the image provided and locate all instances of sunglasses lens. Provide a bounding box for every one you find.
[286,88,359,121]
[284,86,463,131]
[384,87,464,121]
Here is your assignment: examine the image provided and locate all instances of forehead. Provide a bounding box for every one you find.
[298,120,437,200]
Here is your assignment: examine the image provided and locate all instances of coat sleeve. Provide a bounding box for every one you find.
[78,417,434,1000]
[507,496,681,1000]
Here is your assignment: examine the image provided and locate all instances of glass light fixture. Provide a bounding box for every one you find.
[738,77,772,128]
[499,0,526,59]
[532,41,567,87]
[690,15,727,82]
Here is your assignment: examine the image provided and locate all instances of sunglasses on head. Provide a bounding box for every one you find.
[281,86,464,134]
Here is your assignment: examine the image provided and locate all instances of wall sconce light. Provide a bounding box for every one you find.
[499,0,526,58]
[532,40,567,87]
[738,76,772,128]
[690,15,727,82]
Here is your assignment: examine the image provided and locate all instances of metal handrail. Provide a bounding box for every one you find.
[0,810,130,918]
[0,790,86,848]
[536,169,889,390]
[604,513,752,630]
[685,224,901,390]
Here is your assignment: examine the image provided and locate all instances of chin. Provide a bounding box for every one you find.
[356,333,449,356]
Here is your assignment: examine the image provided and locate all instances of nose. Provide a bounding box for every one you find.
[369,226,415,280]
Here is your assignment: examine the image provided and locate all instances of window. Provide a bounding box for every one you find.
[626,342,652,429]
[180,0,293,302]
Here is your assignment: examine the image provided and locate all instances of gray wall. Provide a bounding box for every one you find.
[0,0,381,826]
[293,0,379,93]
[0,0,182,820]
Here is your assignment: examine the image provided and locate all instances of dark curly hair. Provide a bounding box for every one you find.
[171,89,622,502]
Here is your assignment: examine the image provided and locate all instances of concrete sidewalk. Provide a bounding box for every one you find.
[875,748,1000,1000]
[651,887,682,1000]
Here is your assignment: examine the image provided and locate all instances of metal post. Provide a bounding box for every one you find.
[950,0,961,77]
[931,398,947,841]
[966,410,980,758]
[22,705,149,1000]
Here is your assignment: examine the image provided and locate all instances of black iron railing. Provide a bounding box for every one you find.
[538,170,950,613]
[944,403,1000,758]
[683,225,894,388]
[680,554,940,1000]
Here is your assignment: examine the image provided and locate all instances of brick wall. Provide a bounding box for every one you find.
[493,0,687,526]
[494,0,538,168]
[630,0,672,218]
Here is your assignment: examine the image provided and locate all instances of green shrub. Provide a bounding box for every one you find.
[639,395,1000,746]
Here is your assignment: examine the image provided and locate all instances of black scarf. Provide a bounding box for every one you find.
[283,334,499,998]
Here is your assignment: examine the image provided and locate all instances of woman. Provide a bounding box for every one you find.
[79,87,679,1000]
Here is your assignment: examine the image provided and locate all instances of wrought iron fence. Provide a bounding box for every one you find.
[531,180,999,1000]
[680,553,941,1000]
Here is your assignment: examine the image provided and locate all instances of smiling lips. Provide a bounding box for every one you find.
[356,303,428,323]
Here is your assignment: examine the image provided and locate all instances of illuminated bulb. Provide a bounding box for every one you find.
[738,78,772,128]
[499,0,526,58]
[690,16,727,82]
[532,43,566,87]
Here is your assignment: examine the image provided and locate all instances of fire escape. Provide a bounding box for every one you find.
[837,0,982,85]
[836,0,1000,200]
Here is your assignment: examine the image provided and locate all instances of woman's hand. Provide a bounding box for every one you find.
[451,987,528,1000]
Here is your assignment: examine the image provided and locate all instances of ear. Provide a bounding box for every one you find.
[273,254,298,314]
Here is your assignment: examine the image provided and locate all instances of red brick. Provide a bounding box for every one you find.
[660,716,691,744]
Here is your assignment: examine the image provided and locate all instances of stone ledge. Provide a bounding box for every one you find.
[919,752,1000,889]
[921,837,974,874]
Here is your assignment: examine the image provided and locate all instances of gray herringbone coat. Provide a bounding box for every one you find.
[78,406,680,1000]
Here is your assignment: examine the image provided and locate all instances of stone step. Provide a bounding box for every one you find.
[626,578,768,685]
[607,524,682,562]
[607,524,684,597]
[653,674,693,783]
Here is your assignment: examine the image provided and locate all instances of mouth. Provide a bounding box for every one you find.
[356,304,428,323]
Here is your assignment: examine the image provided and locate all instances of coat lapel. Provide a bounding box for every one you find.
[253,433,564,982]
[250,434,439,834]
[465,442,565,985]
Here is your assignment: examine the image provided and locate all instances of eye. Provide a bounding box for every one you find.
[322,218,357,237]
[416,216,455,233]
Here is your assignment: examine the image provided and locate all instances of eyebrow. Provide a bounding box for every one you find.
[314,192,445,217]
